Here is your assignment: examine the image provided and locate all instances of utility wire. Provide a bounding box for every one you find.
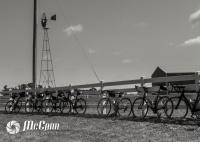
[54,0,101,82]
[72,34,101,82]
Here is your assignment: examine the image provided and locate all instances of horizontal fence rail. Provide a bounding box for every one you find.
[0,74,199,95]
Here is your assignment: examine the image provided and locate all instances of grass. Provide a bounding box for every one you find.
[1,93,200,142]
[0,109,200,142]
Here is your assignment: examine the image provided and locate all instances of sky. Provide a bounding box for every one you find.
[0,0,200,88]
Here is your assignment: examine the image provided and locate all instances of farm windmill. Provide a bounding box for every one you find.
[32,0,56,88]
[39,13,56,88]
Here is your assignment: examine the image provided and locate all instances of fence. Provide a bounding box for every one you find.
[0,73,199,95]
[0,73,199,110]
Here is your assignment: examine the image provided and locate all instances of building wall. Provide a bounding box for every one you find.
[151,67,195,86]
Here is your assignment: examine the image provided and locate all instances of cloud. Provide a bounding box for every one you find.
[182,36,200,47]
[122,59,132,64]
[169,42,174,47]
[134,22,149,28]
[189,8,200,24]
[43,55,47,60]
[112,51,121,56]
[88,49,96,54]
[64,24,83,36]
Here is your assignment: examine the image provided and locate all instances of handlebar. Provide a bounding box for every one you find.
[167,82,186,92]
[135,85,148,93]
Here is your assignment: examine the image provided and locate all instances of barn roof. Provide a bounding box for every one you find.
[151,66,197,78]
[157,65,200,73]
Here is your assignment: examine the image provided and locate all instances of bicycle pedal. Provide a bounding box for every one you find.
[193,111,200,115]
[157,113,161,118]
[191,114,195,119]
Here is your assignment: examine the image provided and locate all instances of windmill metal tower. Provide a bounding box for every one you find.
[39,13,56,88]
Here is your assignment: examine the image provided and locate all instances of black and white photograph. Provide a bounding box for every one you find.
[1,0,200,141]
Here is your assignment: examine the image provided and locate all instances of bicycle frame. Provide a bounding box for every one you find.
[135,85,171,115]
[175,89,200,114]
[62,90,83,111]
[109,96,121,115]
[25,94,43,112]
[142,91,161,113]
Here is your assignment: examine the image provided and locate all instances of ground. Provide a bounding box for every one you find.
[0,110,200,142]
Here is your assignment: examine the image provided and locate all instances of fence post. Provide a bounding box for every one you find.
[100,81,107,115]
[140,77,144,87]
[195,72,199,92]
[100,81,104,93]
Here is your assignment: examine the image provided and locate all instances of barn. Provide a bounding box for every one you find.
[151,66,195,86]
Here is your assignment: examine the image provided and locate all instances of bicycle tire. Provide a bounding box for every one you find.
[97,98,111,117]
[118,97,132,117]
[5,100,14,113]
[14,100,22,113]
[61,100,71,114]
[42,99,53,114]
[164,97,174,118]
[156,96,173,118]
[132,97,148,118]
[75,98,87,114]
[53,99,63,113]
[25,100,34,113]
[171,97,188,119]
[35,100,43,113]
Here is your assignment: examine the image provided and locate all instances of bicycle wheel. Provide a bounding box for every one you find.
[53,99,63,113]
[42,99,53,114]
[61,100,71,114]
[25,100,34,113]
[157,96,173,118]
[75,98,87,114]
[164,97,174,118]
[171,97,188,119]
[132,97,148,118]
[97,98,111,117]
[118,97,132,117]
[14,100,22,113]
[35,100,43,113]
[5,100,14,113]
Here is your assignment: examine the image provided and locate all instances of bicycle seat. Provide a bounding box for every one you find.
[52,95,57,100]
[36,93,44,98]
[107,90,116,98]
[159,85,167,91]
[11,93,18,99]
[135,86,148,93]
[44,90,55,95]
[173,85,186,92]
[57,91,63,97]
[74,89,82,96]
[118,92,124,98]
[19,92,26,97]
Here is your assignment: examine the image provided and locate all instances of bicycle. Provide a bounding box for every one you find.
[24,92,44,113]
[132,85,173,119]
[97,90,132,117]
[61,89,87,114]
[42,90,64,114]
[5,90,24,113]
[170,84,200,119]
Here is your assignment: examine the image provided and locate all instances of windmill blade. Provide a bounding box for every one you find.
[51,14,56,21]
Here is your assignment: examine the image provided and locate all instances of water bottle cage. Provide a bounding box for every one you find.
[70,95,75,101]
[9,98,13,101]
[189,99,195,105]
